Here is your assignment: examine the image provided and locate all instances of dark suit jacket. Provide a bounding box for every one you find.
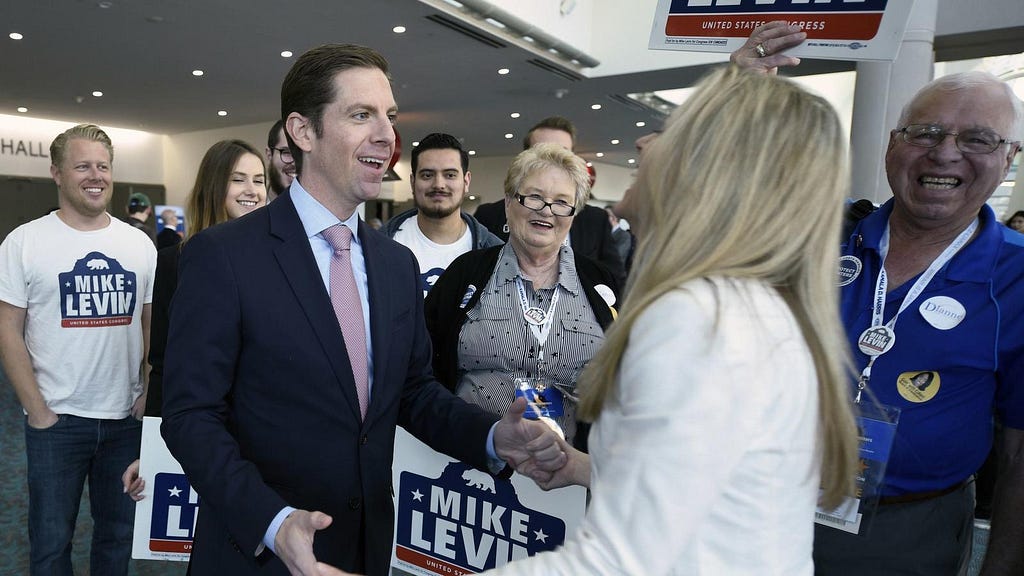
[161,192,500,575]
[474,199,626,285]
[157,227,181,250]
[143,244,180,416]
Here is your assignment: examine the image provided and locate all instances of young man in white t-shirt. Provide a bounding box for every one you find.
[0,124,156,575]
[383,132,501,296]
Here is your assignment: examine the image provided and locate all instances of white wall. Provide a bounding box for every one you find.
[0,113,164,184]
[162,121,270,205]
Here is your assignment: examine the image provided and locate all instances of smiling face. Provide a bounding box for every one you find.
[289,67,396,217]
[506,166,576,259]
[1010,214,1024,232]
[411,148,470,219]
[886,83,1018,233]
[51,138,112,224]
[223,152,267,219]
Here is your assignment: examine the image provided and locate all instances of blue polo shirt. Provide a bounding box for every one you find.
[840,200,1024,496]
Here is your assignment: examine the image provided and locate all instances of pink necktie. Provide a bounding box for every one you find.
[322,224,369,419]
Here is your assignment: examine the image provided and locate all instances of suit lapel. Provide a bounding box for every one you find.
[360,223,392,425]
[269,195,363,422]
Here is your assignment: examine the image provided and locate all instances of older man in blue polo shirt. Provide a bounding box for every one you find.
[818,72,1024,575]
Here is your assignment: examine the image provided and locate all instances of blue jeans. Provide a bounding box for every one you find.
[25,414,142,576]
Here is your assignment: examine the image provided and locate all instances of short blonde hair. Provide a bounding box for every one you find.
[504,143,590,211]
[50,124,114,167]
[580,65,858,507]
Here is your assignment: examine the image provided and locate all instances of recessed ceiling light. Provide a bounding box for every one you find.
[9,32,24,40]
[412,141,419,147]
[440,0,464,7]
[192,69,204,76]
[585,161,592,167]
[497,68,510,75]
[468,150,476,156]
[522,35,535,43]
[16,107,28,113]
[217,110,228,117]
[591,104,602,110]
[595,152,604,158]
[97,1,113,8]
[510,112,520,119]
[504,133,514,139]
[92,91,103,97]
[468,195,477,200]
[628,158,636,164]
[636,121,646,127]
[485,18,506,29]
[392,26,406,34]
[611,139,620,145]
[280,50,293,58]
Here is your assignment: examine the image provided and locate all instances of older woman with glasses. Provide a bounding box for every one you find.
[424,143,620,450]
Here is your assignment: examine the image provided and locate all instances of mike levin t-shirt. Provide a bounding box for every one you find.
[392,217,472,297]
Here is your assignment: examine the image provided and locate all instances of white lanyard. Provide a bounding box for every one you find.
[515,276,561,366]
[855,217,977,402]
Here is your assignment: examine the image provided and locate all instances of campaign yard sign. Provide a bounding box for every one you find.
[131,416,197,561]
[391,428,587,575]
[649,0,915,61]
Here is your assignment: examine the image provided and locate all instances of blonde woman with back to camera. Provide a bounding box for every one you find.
[319,65,858,576]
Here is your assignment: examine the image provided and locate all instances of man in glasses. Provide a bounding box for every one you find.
[265,119,295,202]
[818,72,1024,576]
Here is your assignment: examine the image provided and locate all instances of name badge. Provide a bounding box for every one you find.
[514,377,565,419]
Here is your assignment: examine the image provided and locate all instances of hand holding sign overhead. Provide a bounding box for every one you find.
[730,21,806,75]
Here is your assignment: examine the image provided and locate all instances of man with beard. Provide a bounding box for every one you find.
[384,132,500,296]
[265,119,295,202]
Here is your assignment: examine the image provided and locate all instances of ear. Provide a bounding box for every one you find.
[464,170,472,190]
[265,146,273,161]
[1002,142,1021,180]
[50,164,61,188]
[286,112,314,154]
[885,129,900,154]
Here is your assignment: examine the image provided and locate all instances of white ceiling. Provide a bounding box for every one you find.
[1,0,1021,168]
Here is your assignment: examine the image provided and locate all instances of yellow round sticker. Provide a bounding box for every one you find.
[897,371,940,403]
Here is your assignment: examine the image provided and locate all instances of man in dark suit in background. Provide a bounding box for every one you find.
[474,116,626,285]
[161,44,565,576]
[156,208,181,250]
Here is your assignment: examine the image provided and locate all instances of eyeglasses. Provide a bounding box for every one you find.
[273,147,294,163]
[515,193,576,217]
[897,124,1016,155]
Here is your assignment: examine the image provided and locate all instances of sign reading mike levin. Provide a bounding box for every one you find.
[649,0,914,61]
[391,429,586,575]
[131,417,197,561]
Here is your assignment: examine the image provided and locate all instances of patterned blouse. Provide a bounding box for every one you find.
[455,243,605,444]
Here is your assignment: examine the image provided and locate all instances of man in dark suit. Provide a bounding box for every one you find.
[156,208,181,250]
[473,116,625,285]
[161,44,565,576]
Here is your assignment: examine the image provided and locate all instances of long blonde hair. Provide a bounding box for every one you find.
[579,65,858,506]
